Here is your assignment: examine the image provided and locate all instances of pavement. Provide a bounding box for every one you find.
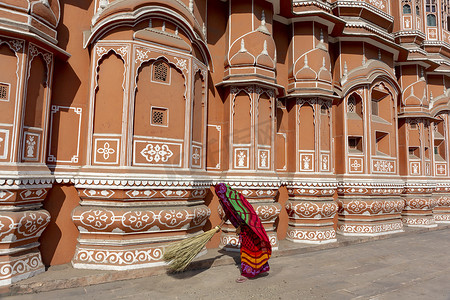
[2,225,450,300]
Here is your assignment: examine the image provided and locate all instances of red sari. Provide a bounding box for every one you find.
[215,183,271,278]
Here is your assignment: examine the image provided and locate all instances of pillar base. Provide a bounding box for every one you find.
[337,197,405,236]
[433,194,450,223]
[337,219,404,236]
[0,250,45,286]
[71,179,211,271]
[402,196,437,228]
[286,227,337,244]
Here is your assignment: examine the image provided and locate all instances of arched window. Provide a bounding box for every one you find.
[403,4,412,14]
[427,13,437,26]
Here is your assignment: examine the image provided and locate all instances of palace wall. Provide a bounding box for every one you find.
[1,0,450,285]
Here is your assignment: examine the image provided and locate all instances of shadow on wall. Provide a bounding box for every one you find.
[39,185,80,266]
[57,0,92,50]
[204,186,222,249]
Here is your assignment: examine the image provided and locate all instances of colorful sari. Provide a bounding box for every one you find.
[215,183,271,278]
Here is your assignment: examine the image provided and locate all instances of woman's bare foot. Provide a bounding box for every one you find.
[235,276,248,283]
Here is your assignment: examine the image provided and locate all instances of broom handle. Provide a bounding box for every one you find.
[217,219,226,230]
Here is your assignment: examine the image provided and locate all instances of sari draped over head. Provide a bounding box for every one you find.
[215,183,271,278]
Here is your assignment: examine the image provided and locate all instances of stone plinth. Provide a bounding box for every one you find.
[0,178,52,286]
[219,185,281,251]
[337,182,405,236]
[285,182,338,244]
[402,184,437,228]
[71,180,211,270]
[432,184,450,224]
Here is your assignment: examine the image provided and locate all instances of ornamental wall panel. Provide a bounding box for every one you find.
[47,106,82,165]
[0,128,10,161]
[93,137,120,165]
[206,124,221,170]
[133,139,182,167]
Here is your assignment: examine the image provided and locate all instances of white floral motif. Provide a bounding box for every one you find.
[369,0,385,9]
[374,160,394,173]
[26,135,36,158]
[412,163,419,174]
[303,156,311,169]
[118,46,128,58]
[351,159,361,171]
[97,142,115,160]
[322,156,328,170]
[141,143,173,163]
[192,148,200,163]
[260,152,267,167]
[122,211,154,231]
[174,57,188,72]
[81,209,114,230]
[237,151,246,167]
[10,39,24,52]
[135,49,149,63]
[96,47,108,56]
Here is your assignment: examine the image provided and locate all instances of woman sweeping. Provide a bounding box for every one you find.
[215,183,272,283]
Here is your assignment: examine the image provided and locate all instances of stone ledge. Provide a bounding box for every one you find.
[1,224,449,297]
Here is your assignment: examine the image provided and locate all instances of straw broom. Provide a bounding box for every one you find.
[163,221,224,272]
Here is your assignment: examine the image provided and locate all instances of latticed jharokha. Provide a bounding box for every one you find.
[0,0,450,286]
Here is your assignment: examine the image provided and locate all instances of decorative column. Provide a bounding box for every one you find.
[71,180,211,269]
[0,34,63,284]
[216,1,282,252]
[285,182,338,244]
[218,182,281,251]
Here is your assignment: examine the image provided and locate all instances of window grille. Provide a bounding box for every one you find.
[426,0,436,12]
[0,84,8,101]
[153,61,169,83]
[151,107,168,126]
[403,4,412,14]
[348,96,356,113]
[427,13,437,26]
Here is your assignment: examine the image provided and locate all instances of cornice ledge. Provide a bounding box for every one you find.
[344,21,394,41]
[72,174,213,189]
[292,0,332,11]
[331,1,393,22]
[393,30,426,40]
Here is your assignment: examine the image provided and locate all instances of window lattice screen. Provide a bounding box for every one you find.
[151,107,167,126]
[0,84,8,100]
[153,61,168,82]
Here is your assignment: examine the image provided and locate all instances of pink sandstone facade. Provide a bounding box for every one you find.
[0,0,450,285]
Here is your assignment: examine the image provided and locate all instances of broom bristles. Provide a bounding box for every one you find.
[163,225,221,272]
